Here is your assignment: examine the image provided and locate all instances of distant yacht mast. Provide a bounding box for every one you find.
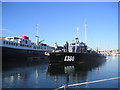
[35,24,39,45]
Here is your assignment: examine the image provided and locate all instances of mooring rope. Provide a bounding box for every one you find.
[55,77,120,90]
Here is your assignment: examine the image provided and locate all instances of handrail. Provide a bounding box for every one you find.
[55,77,120,90]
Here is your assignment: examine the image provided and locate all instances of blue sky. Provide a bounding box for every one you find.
[2,2,118,50]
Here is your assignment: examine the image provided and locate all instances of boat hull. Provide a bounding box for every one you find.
[1,46,46,62]
[49,52,106,65]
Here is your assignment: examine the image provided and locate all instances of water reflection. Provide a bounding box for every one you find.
[47,60,106,84]
[2,60,48,88]
[2,58,107,88]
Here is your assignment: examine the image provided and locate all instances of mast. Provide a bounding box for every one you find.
[84,22,87,44]
[75,27,79,43]
[35,24,39,45]
[76,27,79,38]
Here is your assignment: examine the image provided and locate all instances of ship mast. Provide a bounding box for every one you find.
[84,22,87,45]
[75,27,79,43]
[35,24,39,45]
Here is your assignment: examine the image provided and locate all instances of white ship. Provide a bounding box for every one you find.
[0,35,53,60]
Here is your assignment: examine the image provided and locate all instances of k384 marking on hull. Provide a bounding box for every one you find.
[64,56,75,61]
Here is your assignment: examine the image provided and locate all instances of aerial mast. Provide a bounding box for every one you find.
[35,24,39,45]
[75,27,79,43]
[84,22,87,45]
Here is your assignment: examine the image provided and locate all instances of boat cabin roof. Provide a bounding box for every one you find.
[6,37,20,39]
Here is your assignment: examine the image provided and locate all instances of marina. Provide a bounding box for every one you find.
[1,21,119,90]
[1,23,119,89]
[1,2,118,89]
[1,26,119,89]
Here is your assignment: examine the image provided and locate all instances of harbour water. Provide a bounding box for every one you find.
[2,55,119,89]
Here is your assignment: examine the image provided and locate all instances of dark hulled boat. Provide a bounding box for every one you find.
[49,36,106,65]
